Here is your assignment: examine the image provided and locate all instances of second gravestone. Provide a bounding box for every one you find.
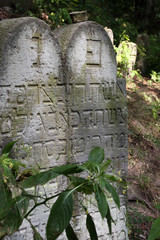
[54,21,128,239]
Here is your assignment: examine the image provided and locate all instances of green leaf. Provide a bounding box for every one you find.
[46,189,75,240]
[104,174,119,182]
[20,169,60,188]
[16,192,30,218]
[0,153,9,164]
[0,178,24,237]
[106,207,113,235]
[1,164,16,185]
[0,193,30,221]
[94,184,108,219]
[0,204,23,238]
[2,140,18,155]
[82,161,100,173]
[53,164,83,175]
[88,147,104,164]
[66,223,78,240]
[148,217,160,240]
[100,159,111,173]
[0,171,12,217]
[69,176,94,195]
[104,181,120,209]
[86,214,98,240]
[155,204,160,210]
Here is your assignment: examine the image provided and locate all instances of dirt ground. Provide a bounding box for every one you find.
[127,76,160,239]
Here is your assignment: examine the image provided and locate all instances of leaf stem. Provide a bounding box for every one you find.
[24,192,61,218]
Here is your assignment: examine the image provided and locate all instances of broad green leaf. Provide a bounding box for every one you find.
[82,161,100,173]
[0,170,12,213]
[53,164,83,175]
[66,223,78,240]
[2,140,18,155]
[148,217,160,240]
[0,194,30,220]
[104,174,119,182]
[69,176,94,195]
[88,147,104,164]
[86,214,98,240]
[46,189,75,240]
[104,181,120,209]
[100,159,111,173]
[20,169,60,188]
[1,164,16,185]
[0,179,24,238]
[0,153,9,164]
[94,184,108,219]
[106,207,113,235]
[16,191,30,218]
[32,225,43,240]
[0,205,23,238]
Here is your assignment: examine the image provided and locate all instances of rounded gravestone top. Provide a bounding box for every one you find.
[0,17,64,169]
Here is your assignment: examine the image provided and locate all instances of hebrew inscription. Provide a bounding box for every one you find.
[86,39,101,66]
[0,18,66,168]
[54,21,128,239]
[0,19,128,240]
[64,25,127,173]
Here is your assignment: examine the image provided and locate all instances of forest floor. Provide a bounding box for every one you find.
[127,76,160,239]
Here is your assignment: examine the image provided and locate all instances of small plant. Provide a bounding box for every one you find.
[0,141,123,239]
[128,207,153,240]
[114,39,132,78]
[150,71,160,83]
[131,69,143,80]
[141,92,160,120]
[148,204,160,240]
[28,0,74,28]
[138,172,150,190]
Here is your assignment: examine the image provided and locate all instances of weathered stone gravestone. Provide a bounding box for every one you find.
[104,27,114,44]
[0,18,68,239]
[117,41,137,76]
[0,17,68,169]
[54,21,128,239]
[136,33,149,75]
[0,18,128,239]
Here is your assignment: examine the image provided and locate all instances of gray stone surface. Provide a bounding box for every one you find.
[0,19,128,239]
[54,21,128,239]
[117,41,137,76]
[104,27,114,44]
[0,17,67,168]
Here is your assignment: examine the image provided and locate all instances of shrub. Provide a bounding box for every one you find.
[0,141,122,239]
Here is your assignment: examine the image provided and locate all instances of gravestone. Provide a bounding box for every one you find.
[0,18,128,239]
[0,17,68,169]
[136,33,149,75]
[0,18,68,239]
[54,21,128,239]
[117,41,137,76]
[104,27,114,44]
[127,42,137,75]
